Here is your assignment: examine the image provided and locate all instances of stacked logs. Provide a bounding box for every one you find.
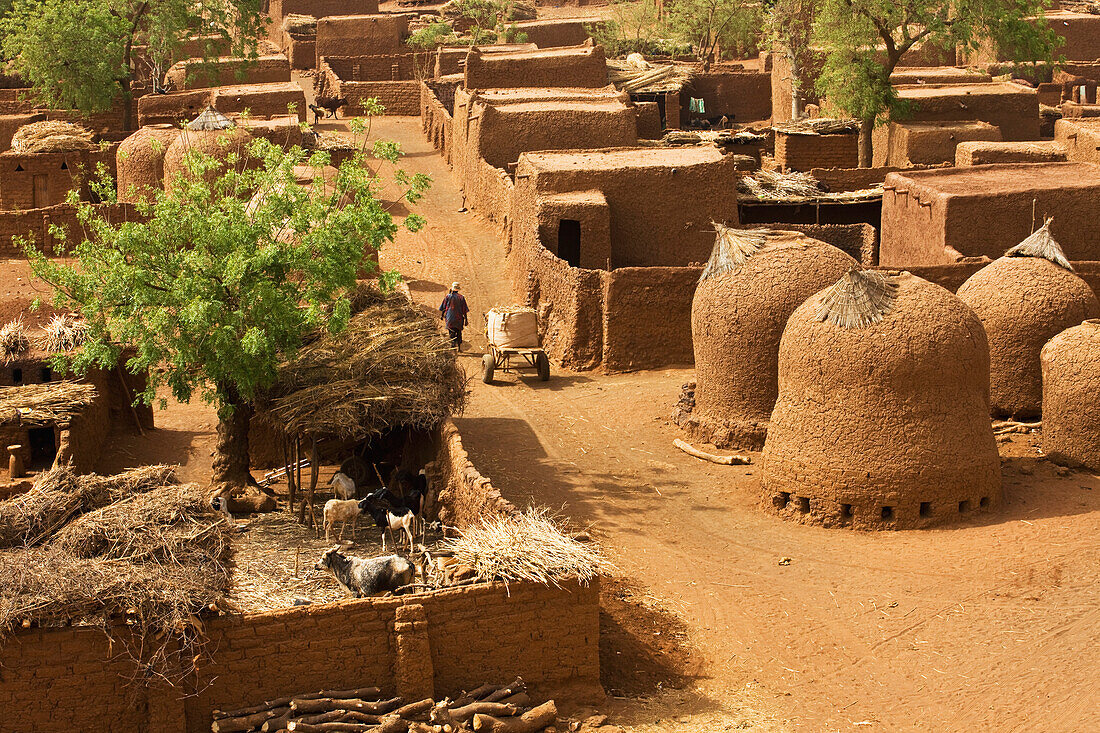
[211,678,559,733]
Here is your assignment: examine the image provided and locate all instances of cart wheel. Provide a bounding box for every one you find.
[536,351,550,381]
[482,353,496,384]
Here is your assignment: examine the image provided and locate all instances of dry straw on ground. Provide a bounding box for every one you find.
[0,318,29,364]
[814,269,899,329]
[10,120,95,154]
[438,507,610,588]
[1006,217,1073,270]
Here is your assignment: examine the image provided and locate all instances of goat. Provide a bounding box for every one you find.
[308,103,326,125]
[328,471,357,500]
[315,547,415,598]
[314,96,348,118]
[323,498,362,542]
[210,496,231,516]
[359,499,415,550]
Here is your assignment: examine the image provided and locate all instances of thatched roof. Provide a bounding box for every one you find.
[1006,217,1073,270]
[815,269,899,329]
[773,118,859,136]
[188,106,234,131]
[255,288,467,440]
[282,13,316,35]
[700,224,772,282]
[0,381,97,428]
[738,169,883,203]
[607,59,693,94]
[0,465,232,679]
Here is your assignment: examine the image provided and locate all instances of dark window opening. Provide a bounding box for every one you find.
[774,492,790,509]
[881,506,894,520]
[959,500,970,513]
[920,502,932,517]
[59,161,68,170]
[979,496,989,508]
[840,504,853,519]
[558,219,581,267]
[40,367,52,382]
[14,164,23,172]
[27,426,57,469]
[797,496,810,513]
[11,368,22,385]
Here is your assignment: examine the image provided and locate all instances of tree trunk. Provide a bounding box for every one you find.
[789,50,803,121]
[211,383,254,494]
[858,117,874,168]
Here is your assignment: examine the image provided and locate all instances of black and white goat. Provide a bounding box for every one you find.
[314,547,415,598]
[358,498,415,551]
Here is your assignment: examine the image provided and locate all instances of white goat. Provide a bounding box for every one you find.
[328,471,357,500]
[323,498,362,542]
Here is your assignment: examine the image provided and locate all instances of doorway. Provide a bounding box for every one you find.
[32,175,48,208]
[558,219,581,267]
[27,426,57,469]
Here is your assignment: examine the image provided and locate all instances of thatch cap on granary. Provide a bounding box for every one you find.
[1004,217,1072,270]
[0,380,97,428]
[187,106,235,131]
[8,120,95,154]
[253,287,467,441]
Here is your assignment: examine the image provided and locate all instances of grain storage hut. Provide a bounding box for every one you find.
[956,221,1100,419]
[116,124,181,204]
[685,226,857,449]
[162,107,253,192]
[762,270,1002,529]
[1040,319,1100,471]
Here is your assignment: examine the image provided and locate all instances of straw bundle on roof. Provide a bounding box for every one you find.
[255,288,466,440]
[0,318,29,364]
[739,169,822,199]
[10,120,95,154]
[438,507,610,588]
[699,224,772,282]
[0,380,97,431]
[0,463,177,549]
[282,13,316,34]
[1006,217,1072,270]
[607,60,693,94]
[773,118,859,136]
[38,313,89,353]
[814,269,899,329]
[0,466,230,679]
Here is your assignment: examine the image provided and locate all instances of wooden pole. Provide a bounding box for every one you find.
[114,365,145,435]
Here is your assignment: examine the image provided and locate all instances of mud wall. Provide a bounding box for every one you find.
[602,265,699,371]
[0,578,600,733]
[165,55,291,90]
[315,14,410,59]
[421,81,455,164]
[0,203,140,257]
[464,45,606,89]
[431,419,518,528]
[776,132,858,171]
[512,19,590,48]
[683,70,771,123]
[0,147,117,210]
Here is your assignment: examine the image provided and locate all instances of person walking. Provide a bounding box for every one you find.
[440,281,469,351]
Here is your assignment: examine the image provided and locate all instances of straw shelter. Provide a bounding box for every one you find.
[251,288,466,513]
[0,381,101,479]
[1041,318,1100,471]
[761,270,1002,529]
[0,465,232,679]
[957,221,1100,418]
[684,226,856,449]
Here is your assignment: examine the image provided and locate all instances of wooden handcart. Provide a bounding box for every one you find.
[482,340,550,384]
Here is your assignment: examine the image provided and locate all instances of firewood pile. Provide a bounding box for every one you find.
[210,678,564,733]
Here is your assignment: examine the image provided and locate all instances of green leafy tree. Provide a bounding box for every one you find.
[1,0,266,130]
[25,117,430,494]
[586,0,676,58]
[664,0,761,70]
[812,0,1060,165]
[767,0,816,120]
[444,0,529,45]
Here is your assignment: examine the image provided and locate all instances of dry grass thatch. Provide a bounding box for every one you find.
[283,13,317,34]
[739,169,822,199]
[0,465,232,681]
[0,380,97,432]
[607,61,694,94]
[773,117,859,136]
[438,507,610,588]
[814,269,899,329]
[0,318,29,364]
[10,120,95,154]
[303,130,357,152]
[0,463,176,548]
[255,287,466,441]
[699,224,772,282]
[37,313,89,353]
[1006,217,1073,270]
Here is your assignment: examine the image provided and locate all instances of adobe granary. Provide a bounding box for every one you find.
[161,107,255,191]
[0,121,115,210]
[681,227,857,450]
[463,43,608,90]
[115,124,182,204]
[880,163,1100,266]
[1041,318,1100,471]
[956,222,1100,419]
[761,270,1002,529]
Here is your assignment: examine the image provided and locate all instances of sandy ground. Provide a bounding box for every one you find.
[86,103,1100,731]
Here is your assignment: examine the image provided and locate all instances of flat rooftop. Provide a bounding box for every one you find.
[894,82,1034,99]
[493,101,629,115]
[521,146,726,172]
[478,45,598,61]
[888,162,1100,194]
[473,87,621,104]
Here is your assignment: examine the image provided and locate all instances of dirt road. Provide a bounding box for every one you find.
[374,116,1100,732]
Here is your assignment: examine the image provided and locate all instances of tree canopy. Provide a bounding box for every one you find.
[812,0,1060,164]
[1,0,266,129]
[26,114,430,491]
